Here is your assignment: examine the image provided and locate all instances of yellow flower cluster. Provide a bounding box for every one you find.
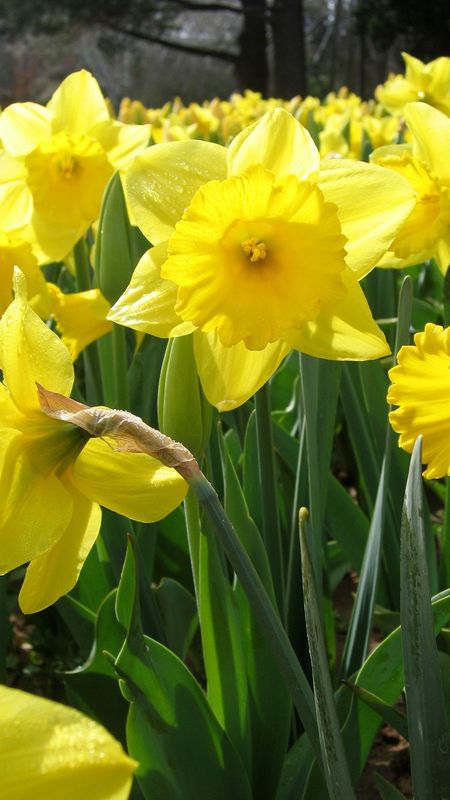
[0,54,449,618]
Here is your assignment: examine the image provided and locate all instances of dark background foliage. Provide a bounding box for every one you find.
[0,1,448,112]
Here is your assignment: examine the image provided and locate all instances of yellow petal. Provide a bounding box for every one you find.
[284,270,390,361]
[194,330,289,411]
[0,429,73,573]
[108,243,195,337]
[388,324,450,478]
[0,102,52,155]
[47,70,110,135]
[0,152,33,231]
[126,140,227,244]
[316,159,415,279]
[405,102,450,182]
[19,489,101,613]
[0,269,73,413]
[227,107,320,179]
[0,233,50,317]
[48,284,112,360]
[71,437,187,521]
[91,119,150,171]
[25,211,87,265]
[0,684,136,800]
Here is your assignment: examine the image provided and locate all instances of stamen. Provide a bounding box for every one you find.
[241,237,267,262]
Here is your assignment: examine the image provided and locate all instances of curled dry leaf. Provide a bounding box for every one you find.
[36,383,200,481]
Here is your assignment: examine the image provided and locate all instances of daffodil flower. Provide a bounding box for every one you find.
[388,323,450,479]
[371,102,450,272]
[0,70,150,264]
[0,230,50,317]
[376,52,450,116]
[0,269,186,614]
[0,684,136,799]
[47,282,112,360]
[109,108,414,410]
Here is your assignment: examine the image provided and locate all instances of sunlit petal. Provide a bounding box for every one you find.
[71,437,187,521]
[227,107,320,178]
[284,270,390,361]
[0,684,136,800]
[0,102,52,155]
[19,489,101,613]
[47,69,110,135]
[194,330,289,411]
[0,269,73,413]
[405,102,450,182]
[388,323,450,479]
[108,243,195,337]
[316,159,415,279]
[0,429,73,573]
[126,140,227,244]
[91,119,150,171]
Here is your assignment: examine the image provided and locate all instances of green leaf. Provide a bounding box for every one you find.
[300,511,356,799]
[63,590,128,743]
[344,683,408,740]
[115,539,253,800]
[152,578,197,660]
[325,474,369,574]
[219,427,291,799]
[55,595,95,658]
[400,437,450,799]
[198,513,252,773]
[128,334,166,427]
[374,773,408,800]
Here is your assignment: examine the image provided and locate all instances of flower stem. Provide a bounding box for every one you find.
[187,466,322,771]
[254,382,285,609]
[111,323,130,410]
[73,236,103,405]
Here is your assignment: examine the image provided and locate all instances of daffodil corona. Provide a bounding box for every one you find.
[109,108,414,410]
[0,269,186,613]
[388,323,450,479]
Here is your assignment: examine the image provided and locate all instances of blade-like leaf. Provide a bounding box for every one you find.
[299,510,356,800]
[400,436,450,799]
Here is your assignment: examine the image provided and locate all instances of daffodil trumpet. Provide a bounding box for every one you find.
[109,107,414,410]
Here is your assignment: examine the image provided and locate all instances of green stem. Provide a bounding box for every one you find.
[112,323,130,409]
[188,468,323,771]
[441,479,450,586]
[73,237,91,292]
[254,383,285,609]
[73,237,103,405]
[184,488,202,603]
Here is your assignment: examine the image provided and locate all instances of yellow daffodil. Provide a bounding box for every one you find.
[0,269,186,614]
[376,52,450,116]
[0,231,50,317]
[388,323,450,479]
[0,684,136,800]
[0,70,150,264]
[109,108,414,410]
[47,283,112,360]
[371,102,450,272]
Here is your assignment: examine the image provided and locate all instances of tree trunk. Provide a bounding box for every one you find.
[235,0,269,94]
[270,0,308,97]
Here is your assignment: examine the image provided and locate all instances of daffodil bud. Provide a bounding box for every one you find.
[95,172,148,304]
[158,335,212,458]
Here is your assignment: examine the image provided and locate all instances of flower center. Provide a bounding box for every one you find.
[241,237,267,262]
[52,150,79,180]
[163,166,348,350]
[25,131,113,226]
